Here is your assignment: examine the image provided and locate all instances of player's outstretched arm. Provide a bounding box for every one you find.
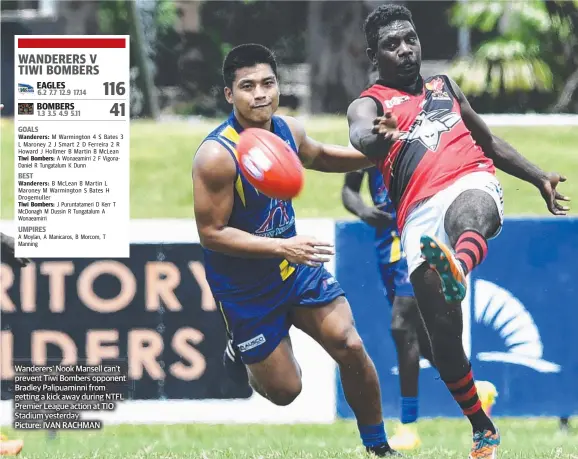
[449,78,570,216]
[347,98,399,159]
[342,171,394,228]
[192,142,334,265]
[281,116,372,172]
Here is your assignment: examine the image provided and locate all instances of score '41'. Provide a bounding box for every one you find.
[104,82,126,117]
[110,103,126,116]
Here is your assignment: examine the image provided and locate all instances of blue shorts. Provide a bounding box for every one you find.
[217,264,345,364]
[378,256,415,306]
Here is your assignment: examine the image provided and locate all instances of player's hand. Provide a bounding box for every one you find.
[372,111,401,143]
[360,205,395,228]
[539,173,570,216]
[279,236,335,267]
[0,232,31,267]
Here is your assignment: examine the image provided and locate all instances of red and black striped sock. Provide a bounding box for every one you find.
[445,367,494,434]
[455,230,488,275]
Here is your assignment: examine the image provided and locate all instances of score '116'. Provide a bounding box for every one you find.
[103,82,126,96]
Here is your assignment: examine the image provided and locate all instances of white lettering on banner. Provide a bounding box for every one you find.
[0,259,213,314]
[392,276,561,375]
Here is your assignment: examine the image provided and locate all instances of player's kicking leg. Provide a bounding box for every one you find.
[403,174,503,459]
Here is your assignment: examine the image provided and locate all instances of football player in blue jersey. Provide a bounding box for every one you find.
[192,44,398,456]
[342,166,433,451]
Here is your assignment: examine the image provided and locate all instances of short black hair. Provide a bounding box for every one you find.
[222,43,278,88]
[364,4,415,52]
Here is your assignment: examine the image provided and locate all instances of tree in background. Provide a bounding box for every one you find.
[307,1,370,114]
[448,0,578,113]
[544,0,578,112]
[98,0,177,118]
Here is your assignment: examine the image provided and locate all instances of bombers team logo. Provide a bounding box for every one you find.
[17,103,34,115]
[398,108,461,151]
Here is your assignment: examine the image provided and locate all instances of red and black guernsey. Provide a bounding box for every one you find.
[360,75,496,232]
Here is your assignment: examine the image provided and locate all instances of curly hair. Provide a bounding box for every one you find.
[364,4,415,52]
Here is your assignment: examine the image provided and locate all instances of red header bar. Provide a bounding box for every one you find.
[18,38,126,49]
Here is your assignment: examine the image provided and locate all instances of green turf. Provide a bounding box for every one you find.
[1,117,577,219]
[1,418,577,458]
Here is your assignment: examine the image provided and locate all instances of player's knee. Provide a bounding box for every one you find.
[390,313,410,339]
[268,382,302,406]
[391,297,417,332]
[390,325,411,346]
[445,190,500,244]
[344,330,364,354]
[327,324,365,361]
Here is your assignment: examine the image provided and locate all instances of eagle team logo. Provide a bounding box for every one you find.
[18,83,34,94]
[399,109,461,151]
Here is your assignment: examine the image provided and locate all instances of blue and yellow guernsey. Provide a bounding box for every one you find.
[367,166,403,265]
[199,112,299,301]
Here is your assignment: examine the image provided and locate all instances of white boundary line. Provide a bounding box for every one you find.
[481,114,578,126]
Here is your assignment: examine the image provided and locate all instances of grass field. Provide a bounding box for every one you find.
[1,418,577,458]
[1,117,577,219]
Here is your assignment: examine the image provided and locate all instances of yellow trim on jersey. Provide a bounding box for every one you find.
[218,127,248,205]
[221,125,240,148]
[220,124,260,202]
[390,231,402,263]
[235,174,246,206]
[279,259,296,281]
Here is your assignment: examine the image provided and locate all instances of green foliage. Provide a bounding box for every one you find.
[448,0,573,97]
[98,0,130,35]
[98,0,177,35]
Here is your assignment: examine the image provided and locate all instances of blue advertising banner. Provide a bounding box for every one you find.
[335,218,578,418]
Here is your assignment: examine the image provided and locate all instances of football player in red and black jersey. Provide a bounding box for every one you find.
[347,4,570,459]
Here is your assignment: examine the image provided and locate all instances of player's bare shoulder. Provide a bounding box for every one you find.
[347,97,378,124]
[192,139,237,188]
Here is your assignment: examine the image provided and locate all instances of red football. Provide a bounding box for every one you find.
[236,128,304,200]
